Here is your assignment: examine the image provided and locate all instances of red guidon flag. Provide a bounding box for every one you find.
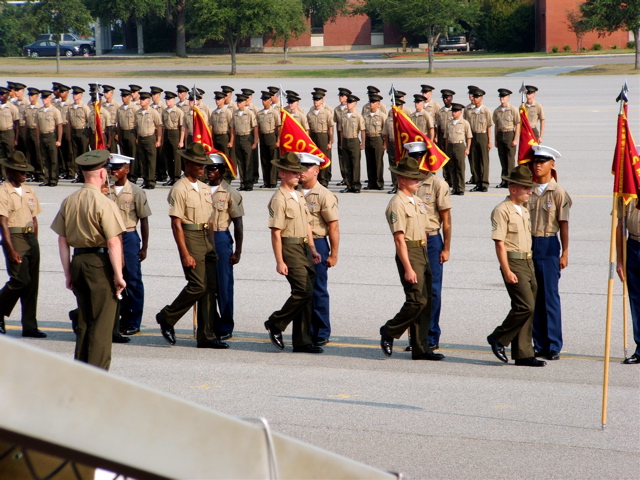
[193,105,237,178]
[94,101,105,150]
[612,102,640,205]
[392,105,448,172]
[517,103,539,164]
[279,108,330,169]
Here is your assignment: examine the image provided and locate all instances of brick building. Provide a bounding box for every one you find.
[536,0,631,52]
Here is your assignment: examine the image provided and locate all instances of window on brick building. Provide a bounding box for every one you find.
[311,14,324,35]
[370,11,383,33]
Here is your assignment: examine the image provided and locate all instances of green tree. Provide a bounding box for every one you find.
[475,0,534,53]
[188,0,272,74]
[267,0,308,61]
[580,0,640,69]
[566,8,589,52]
[0,3,39,57]
[302,0,348,26]
[34,0,94,73]
[361,0,479,73]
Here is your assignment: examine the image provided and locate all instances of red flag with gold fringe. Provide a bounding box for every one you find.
[193,105,237,178]
[517,103,539,164]
[94,101,105,150]
[279,108,330,169]
[391,105,449,172]
[611,103,640,205]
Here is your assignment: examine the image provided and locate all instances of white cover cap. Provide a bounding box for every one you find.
[108,153,134,165]
[209,153,225,165]
[296,152,322,165]
[532,144,562,161]
[403,141,427,153]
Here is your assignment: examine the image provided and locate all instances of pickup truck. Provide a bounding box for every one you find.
[36,33,95,55]
[436,35,470,52]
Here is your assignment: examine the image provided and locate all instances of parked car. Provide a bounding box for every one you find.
[35,33,95,55]
[22,40,81,58]
[436,35,470,52]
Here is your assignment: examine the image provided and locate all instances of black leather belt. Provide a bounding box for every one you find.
[75,247,108,255]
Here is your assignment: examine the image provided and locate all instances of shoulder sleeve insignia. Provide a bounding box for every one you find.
[269,206,274,218]
[168,196,175,206]
[389,211,398,224]
[492,219,497,231]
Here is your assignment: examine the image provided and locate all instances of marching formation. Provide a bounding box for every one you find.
[1,80,639,374]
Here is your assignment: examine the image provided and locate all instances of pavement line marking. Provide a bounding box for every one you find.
[9,326,626,362]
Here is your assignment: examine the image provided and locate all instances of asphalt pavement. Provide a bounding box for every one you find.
[2,74,639,479]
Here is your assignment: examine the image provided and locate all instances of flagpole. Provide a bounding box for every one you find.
[622,215,629,359]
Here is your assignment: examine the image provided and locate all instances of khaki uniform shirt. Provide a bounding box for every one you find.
[177,100,190,115]
[116,104,139,130]
[15,100,27,127]
[386,191,428,241]
[232,109,257,136]
[382,115,394,143]
[285,105,306,116]
[184,108,194,135]
[135,108,162,137]
[101,99,121,120]
[340,111,365,139]
[162,107,184,130]
[409,110,434,134]
[151,102,165,120]
[210,108,233,135]
[167,177,213,225]
[334,105,347,132]
[619,198,640,237]
[54,100,70,125]
[362,102,388,116]
[109,180,152,231]
[287,110,309,131]
[464,104,493,133]
[68,102,91,129]
[493,103,520,132]
[0,102,19,130]
[527,179,571,237]
[268,187,310,237]
[257,107,281,134]
[417,174,451,232]
[525,101,545,128]
[24,105,41,129]
[307,108,334,133]
[444,118,472,143]
[437,107,452,131]
[0,183,41,228]
[51,183,126,247]
[301,182,338,237]
[36,106,63,134]
[363,111,387,136]
[88,108,113,132]
[211,181,244,231]
[491,197,532,253]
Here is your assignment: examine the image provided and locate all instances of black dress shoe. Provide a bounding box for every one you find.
[0,318,5,334]
[623,353,640,364]
[339,188,351,193]
[264,320,284,350]
[122,327,140,336]
[429,343,439,350]
[313,338,329,346]
[496,181,508,188]
[22,328,47,338]
[514,357,546,367]
[363,186,371,190]
[466,179,475,184]
[156,312,176,345]
[219,333,232,341]
[39,182,50,186]
[68,309,78,334]
[388,187,397,194]
[337,180,345,186]
[413,351,445,361]
[112,333,131,343]
[405,345,412,352]
[487,335,508,363]
[352,189,361,194]
[547,350,560,361]
[534,348,549,358]
[292,344,324,353]
[197,338,229,349]
[259,184,268,188]
[478,187,488,192]
[380,326,393,357]
[237,187,246,191]
[163,179,176,186]
[470,185,480,192]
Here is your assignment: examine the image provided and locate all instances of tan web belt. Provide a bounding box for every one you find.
[405,239,426,247]
[182,223,209,231]
[282,237,308,245]
[507,251,532,260]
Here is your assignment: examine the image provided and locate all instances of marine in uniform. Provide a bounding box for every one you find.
[210,91,235,170]
[437,89,455,184]
[241,88,260,185]
[616,194,640,364]
[12,83,28,159]
[0,87,19,160]
[35,90,63,187]
[443,103,472,195]
[116,89,140,182]
[161,91,186,186]
[67,86,91,178]
[156,143,229,350]
[420,85,442,124]
[24,88,44,183]
[101,85,120,154]
[382,98,405,194]
[527,145,571,361]
[298,153,339,346]
[129,84,142,106]
[256,91,281,188]
[333,87,351,186]
[409,143,452,350]
[464,88,493,192]
[54,84,74,181]
[134,91,163,189]
[51,150,127,370]
[307,90,334,188]
[206,154,244,340]
[264,152,323,354]
[362,94,387,190]
[338,94,365,193]
[487,165,545,366]
[88,93,113,151]
[0,151,45,338]
[379,156,444,361]
[409,95,435,140]
[231,93,258,191]
[524,85,545,142]
[150,86,167,183]
[361,86,388,116]
[493,88,521,187]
